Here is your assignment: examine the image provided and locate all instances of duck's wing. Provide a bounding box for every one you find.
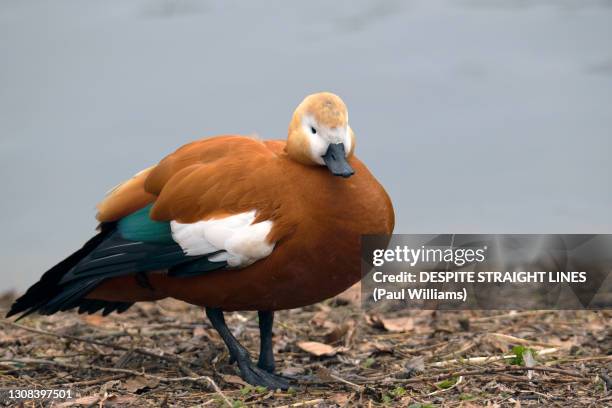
[145,136,297,241]
[99,135,297,267]
[96,135,297,274]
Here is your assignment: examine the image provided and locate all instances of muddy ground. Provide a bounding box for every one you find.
[0,287,610,407]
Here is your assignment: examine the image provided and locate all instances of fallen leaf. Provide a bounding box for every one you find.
[221,374,248,387]
[122,376,160,393]
[56,396,99,407]
[297,341,339,357]
[99,379,121,394]
[81,314,105,327]
[357,340,393,354]
[106,394,140,406]
[324,320,355,345]
[381,317,415,332]
[367,314,414,333]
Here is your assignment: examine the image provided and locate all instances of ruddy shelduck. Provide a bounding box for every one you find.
[8,92,395,388]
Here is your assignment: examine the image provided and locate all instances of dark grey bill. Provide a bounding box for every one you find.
[322,143,355,178]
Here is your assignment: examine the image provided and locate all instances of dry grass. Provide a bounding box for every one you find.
[0,287,610,407]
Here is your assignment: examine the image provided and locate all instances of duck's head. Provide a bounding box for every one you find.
[286,92,355,178]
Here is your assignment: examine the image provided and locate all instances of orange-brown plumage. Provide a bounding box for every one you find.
[96,166,156,222]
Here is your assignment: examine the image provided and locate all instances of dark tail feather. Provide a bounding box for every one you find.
[6,224,115,319]
[76,299,132,316]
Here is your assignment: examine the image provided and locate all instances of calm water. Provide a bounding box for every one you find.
[1,0,611,291]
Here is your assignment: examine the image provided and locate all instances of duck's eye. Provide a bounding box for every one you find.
[310,126,317,134]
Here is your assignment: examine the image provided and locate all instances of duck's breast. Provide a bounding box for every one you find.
[250,156,394,308]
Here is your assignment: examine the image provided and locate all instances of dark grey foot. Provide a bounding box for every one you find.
[238,359,291,390]
[205,308,291,390]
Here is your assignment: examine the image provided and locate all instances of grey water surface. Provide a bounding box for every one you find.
[1,0,611,291]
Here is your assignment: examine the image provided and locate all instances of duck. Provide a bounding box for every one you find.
[7,92,395,389]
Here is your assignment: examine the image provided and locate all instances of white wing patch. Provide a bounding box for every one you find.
[170,211,275,268]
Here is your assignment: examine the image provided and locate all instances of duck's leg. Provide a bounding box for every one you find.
[205,308,290,390]
[257,311,275,373]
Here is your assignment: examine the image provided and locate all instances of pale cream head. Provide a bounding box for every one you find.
[286,93,355,174]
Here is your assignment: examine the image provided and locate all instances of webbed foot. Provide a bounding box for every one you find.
[238,360,291,390]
